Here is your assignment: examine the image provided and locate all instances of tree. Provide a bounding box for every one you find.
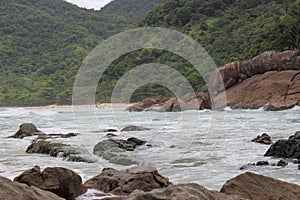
[280,0,300,49]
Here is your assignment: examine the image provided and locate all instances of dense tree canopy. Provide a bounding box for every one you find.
[0,0,299,106]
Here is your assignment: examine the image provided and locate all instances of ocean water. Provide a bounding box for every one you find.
[0,106,299,198]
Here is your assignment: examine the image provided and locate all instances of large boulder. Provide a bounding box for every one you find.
[214,70,300,110]
[103,183,244,200]
[14,166,86,200]
[264,131,300,159]
[220,172,300,200]
[84,166,170,195]
[0,176,63,200]
[9,123,41,139]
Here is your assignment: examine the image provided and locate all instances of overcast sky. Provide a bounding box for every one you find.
[64,0,113,10]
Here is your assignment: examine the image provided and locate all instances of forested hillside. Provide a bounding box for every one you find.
[0,0,162,106]
[0,0,299,106]
[143,0,300,65]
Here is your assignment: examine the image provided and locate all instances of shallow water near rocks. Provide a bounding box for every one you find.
[0,106,299,198]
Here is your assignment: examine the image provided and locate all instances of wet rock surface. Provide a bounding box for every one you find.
[220,172,300,200]
[93,137,146,165]
[9,123,42,139]
[84,166,171,195]
[14,166,86,200]
[0,176,63,200]
[265,131,300,159]
[252,133,272,144]
[26,140,96,163]
[103,183,244,200]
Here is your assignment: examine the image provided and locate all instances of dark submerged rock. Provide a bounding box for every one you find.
[26,141,95,163]
[93,137,146,166]
[265,131,300,159]
[9,123,42,139]
[14,166,86,200]
[251,133,272,144]
[121,125,150,132]
[84,166,170,195]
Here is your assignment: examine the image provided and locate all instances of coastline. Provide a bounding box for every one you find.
[0,103,135,109]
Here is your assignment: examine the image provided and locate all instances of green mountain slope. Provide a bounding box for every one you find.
[1,0,299,106]
[142,0,300,66]
[0,0,162,106]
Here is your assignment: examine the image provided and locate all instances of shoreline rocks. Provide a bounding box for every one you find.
[220,172,300,200]
[0,176,63,200]
[128,50,300,112]
[84,166,171,195]
[1,165,300,200]
[14,166,86,200]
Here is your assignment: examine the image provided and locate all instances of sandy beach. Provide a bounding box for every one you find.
[5,103,135,109]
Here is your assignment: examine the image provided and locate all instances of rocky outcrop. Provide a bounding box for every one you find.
[104,183,244,200]
[220,172,300,200]
[128,50,300,111]
[9,123,42,139]
[26,140,96,163]
[0,176,63,200]
[93,137,146,165]
[14,166,86,200]
[128,90,211,112]
[214,70,300,110]
[84,166,170,196]
[264,131,300,159]
[128,95,168,112]
[251,133,272,145]
[209,50,300,91]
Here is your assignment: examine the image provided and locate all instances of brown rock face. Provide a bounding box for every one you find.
[14,166,86,200]
[0,176,63,200]
[84,166,170,195]
[128,95,168,111]
[106,183,244,200]
[214,70,300,110]
[220,172,300,200]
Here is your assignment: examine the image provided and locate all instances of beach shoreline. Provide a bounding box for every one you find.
[1,103,135,109]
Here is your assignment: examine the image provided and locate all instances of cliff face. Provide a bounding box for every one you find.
[128,50,300,112]
[211,50,300,110]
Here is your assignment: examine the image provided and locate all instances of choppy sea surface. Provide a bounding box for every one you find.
[0,106,299,198]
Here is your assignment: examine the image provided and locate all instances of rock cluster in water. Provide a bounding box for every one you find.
[2,165,300,200]
[265,131,300,159]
